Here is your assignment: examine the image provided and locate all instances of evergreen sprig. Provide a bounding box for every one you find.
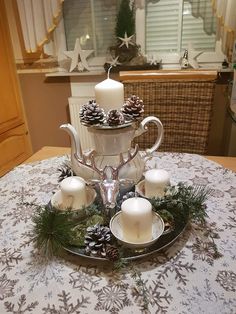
[32,203,103,257]
[150,183,211,224]
[32,204,77,257]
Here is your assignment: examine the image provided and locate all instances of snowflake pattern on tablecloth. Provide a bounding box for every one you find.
[42,290,90,314]
[0,153,236,313]
[0,248,23,272]
[69,266,102,291]
[4,294,39,313]
[0,274,18,300]
[216,271,236,292]
[94,281,132,312]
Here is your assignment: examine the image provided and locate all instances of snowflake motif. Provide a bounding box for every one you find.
[0,227,18,247]
[0,273,18,300]
[151,251,196,286]
[226,186,236,198]
[226,201,236,215]
[69,266,102,291]
[180,278,236,313]
[189,238,217,266]
[4,189,38,226]
[42,290,90,314]
[191,176,209,186]
[38,182,58,193]
[4,294,39,313]
[209,189,225,198]
[132,279,172,313]
[0,248,23,271]
[223,216,236,234]
[94,281,132,312]
[176,161,193,169]
[19,253,66,292]
[216,271,236,292]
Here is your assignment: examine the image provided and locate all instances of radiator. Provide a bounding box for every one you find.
[68,97,94,151]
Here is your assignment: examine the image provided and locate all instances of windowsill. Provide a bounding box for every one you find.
[16,64,233,76]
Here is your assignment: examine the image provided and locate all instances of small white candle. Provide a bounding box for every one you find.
[60,176,87,209]
[95,75,124,113]
[145,169,170,198]
[121,197,153,243]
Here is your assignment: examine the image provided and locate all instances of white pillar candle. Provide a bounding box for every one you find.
[95,77,124,113]
[145,169,170,198]
[60,176,87,209]
[121,197,153,243]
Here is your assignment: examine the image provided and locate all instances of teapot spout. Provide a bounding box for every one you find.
[60,123,82,158]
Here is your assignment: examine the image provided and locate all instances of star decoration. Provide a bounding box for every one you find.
[64,38,94,72]
[187,42,203,69]
[106,56,121,67]
[118,32,135,48]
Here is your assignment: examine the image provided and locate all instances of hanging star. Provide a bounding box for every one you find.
[64,38,94,72]
[187,43,203,69]
[118,32,135,48]
[106,56,121,67]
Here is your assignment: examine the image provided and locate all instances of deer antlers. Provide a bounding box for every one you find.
[74,144,139,181]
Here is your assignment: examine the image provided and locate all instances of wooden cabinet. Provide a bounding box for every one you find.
[0,0,32,177]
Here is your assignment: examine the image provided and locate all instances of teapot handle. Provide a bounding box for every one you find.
[134,116,164,155]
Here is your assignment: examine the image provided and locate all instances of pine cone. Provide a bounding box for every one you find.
[84,224,112,257]
[117,191,136,209]
[79,100,105,125]
[106,245,120,261]
[122,95,144,120]
[57,162,74,182]
[106,110,124,126]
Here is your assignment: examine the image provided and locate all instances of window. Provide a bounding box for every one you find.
[63,0,222,65]
[146,0,216,53]
[63,0,119,56]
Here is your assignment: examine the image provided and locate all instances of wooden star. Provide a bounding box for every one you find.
[187,43,203,69]
[118,32,135,48]
[64,38,94,72]
[106,56,121,67]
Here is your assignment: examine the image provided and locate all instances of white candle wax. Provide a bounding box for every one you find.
[145,169,170,198]
[60,176,87,209]
[95,78,124,112]
[121,197,153,243]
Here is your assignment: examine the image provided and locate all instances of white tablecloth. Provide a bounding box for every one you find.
[0,153,235,314]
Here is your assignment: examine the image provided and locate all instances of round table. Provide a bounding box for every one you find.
[0,152,235,313]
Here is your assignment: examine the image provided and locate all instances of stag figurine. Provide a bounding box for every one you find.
[74,145,139,216]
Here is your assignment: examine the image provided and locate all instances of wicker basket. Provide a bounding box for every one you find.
[123,79,216,154]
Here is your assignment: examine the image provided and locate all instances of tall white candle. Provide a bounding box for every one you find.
[95,75,124,113]
[145,169,170,198]
[121,197,153,243]
[60,176,87,209]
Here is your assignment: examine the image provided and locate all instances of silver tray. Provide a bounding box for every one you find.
[64,210,189,262]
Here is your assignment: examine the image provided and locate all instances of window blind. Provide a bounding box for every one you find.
[146,0,216,54]
[146,0,180,53]
[182,1,216,51]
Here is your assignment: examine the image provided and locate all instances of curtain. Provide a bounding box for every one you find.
[187,0,216,35]
[212,0,236,61]
[16,0,66,57]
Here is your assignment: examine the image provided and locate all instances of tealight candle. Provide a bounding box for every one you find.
[95,73,124,112]
[121,197,153,243]
[145,169,170,198]
[60,176,87,209]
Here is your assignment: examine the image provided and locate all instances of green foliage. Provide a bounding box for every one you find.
[32,203,104,257]
[32,205,77,257]
[115,0,135,38]
[150,183,211,224]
